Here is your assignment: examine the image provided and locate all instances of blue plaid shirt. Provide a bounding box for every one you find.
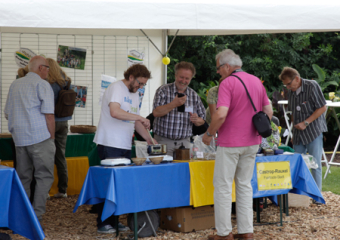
[4,72,54,146]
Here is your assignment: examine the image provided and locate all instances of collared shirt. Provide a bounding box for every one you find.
[287,78,327,145]
[4,72,54,146]
[153,82,206,140]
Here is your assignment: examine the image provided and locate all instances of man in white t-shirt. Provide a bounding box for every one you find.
[93,64,156,234]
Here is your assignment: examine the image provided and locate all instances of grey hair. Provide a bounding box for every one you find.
[215,49,243,67]
[28,56,46,72]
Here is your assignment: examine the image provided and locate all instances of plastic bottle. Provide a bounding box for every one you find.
[192,141,198,160]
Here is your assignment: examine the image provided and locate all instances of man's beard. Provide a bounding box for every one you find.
[128,80,138,93]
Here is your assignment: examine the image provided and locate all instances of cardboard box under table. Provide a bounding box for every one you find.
[161,205,215,232]
[163,160,236,232]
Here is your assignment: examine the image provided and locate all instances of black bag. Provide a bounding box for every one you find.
[127,210,159,238]
[231,75,272,138]
[55,80,77,118]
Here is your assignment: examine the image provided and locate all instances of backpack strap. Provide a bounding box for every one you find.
[230,74,257,113]
[65,79,71,90]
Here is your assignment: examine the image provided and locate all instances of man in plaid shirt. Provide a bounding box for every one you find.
[4,56,55,228]
[152,62,206,156]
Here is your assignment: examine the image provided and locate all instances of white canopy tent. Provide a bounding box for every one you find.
[1,0,340,132]
[1,0,340,33]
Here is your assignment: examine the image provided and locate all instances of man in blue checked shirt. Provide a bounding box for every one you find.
[4,55,55,227]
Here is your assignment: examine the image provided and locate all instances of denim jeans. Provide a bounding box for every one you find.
[97,145,131,160]
[293,133,323,191]
[96,145,131,228]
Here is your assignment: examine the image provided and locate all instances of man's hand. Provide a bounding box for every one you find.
[147,138,158,145]
[189,112,204,126]
[139,117,150,129]
[202,132,213,146]
[172,94,187,107]
[294,122,306,131]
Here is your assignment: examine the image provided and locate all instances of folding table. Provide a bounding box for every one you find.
[323,101,340,178]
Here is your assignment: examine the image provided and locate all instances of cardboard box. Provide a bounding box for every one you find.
[160,205,215,232]
[288,193,310,207]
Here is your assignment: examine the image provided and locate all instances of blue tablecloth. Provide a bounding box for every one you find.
[74,154,325,223]
[0,165,45,240]
[74,162,190,221]
[252,154,325,204]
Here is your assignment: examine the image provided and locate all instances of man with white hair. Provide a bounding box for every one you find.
[203,49,273,240]
[4,55,55,228]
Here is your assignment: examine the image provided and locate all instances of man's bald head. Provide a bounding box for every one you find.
[28,56,49,80]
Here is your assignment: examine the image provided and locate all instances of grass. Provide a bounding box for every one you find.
[322,166,340,195]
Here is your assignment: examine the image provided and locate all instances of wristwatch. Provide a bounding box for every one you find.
[304,121,309,127]
[206,131,213,137]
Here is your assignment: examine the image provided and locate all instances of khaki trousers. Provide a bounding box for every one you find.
[16,138,55,220]
[213,145,258,236]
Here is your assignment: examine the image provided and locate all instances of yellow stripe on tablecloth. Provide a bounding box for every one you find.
[50,156,89,196]
[0,160,14,168]
[176,160,235,207]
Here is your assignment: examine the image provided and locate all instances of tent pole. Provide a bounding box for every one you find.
[162,30,168,85]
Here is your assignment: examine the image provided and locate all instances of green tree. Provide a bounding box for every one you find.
[167,32,340,97]
[167,32,340,147]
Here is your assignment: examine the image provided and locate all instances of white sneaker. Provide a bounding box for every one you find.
[54,192,67,198]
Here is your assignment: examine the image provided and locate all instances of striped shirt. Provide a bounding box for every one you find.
[153,82,206,140]
[287,78,327,145]
[4,72,54,146]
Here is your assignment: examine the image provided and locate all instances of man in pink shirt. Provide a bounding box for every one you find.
[203,49,272,240]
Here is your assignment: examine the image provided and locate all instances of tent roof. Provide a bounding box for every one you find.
[1,0,340,35]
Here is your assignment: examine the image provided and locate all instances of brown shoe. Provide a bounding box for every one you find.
[233,233,253,239]
[208,233,234,240]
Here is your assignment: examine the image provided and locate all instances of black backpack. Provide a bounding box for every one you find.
[55,80,77,118]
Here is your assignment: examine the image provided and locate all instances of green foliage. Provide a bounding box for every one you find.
[196,80,219,108]
[312,64,338,92]
[168,32,340,97]
[167,32,340,148]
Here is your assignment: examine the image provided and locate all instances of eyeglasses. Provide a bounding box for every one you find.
[216,63,226,70]
[283,78,295,88]
[40,65,50,69]
[136,78,147,87]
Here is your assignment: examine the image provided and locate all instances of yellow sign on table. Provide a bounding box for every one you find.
[257,161,292,191]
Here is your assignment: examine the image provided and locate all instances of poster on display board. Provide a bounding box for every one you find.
[71,85,88,108]
[14,48,37,68]
[127,49,144,67]
[99,74,117,106]
[57,45,86,70]
[127,49,146,109]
